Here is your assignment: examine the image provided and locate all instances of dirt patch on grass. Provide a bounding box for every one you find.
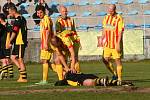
[0,86,150,95]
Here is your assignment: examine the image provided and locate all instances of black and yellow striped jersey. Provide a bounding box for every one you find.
[12,16,27,45]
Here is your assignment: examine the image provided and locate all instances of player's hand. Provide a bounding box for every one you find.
[6,43,12,49]
[70,67,77,73]
[44,44,48,51]
[64,67,70,72]
[116,45,120,53]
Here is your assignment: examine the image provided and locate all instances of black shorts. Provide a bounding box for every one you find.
[0,48,11,59]
[12,44,26,58]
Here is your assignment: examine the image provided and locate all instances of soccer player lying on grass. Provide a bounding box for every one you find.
[55,71,134,87]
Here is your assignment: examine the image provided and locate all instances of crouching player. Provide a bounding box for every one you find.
[55,71,134,87]
[0,13,13,80]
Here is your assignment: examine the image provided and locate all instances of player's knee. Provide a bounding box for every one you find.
[102,57,109,64]
[115,58,122,66]
[41,59,48,64]
[83,79,95,86]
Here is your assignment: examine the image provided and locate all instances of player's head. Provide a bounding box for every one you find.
[7,0,12,3]
[8,6,18,17]
[108,4,116,16]
[59,5,68,19]
[51,36,62,47]
[39,0,45,3]
[36,5,46,19]
[0,13,6,23]
[82,79,96,86]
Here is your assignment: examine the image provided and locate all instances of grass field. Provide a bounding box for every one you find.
[0,60,150,100]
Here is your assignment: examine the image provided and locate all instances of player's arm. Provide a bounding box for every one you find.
[7,19,20,48]
[100,16,106,46]
[116,16,124,52]
[55,20,62,34]
[68,46,76,73]
[55,48,70,72]
[44,18,52,50]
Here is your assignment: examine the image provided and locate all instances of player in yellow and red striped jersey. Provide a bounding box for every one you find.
[55,5,81,73]
[100,4,124,85]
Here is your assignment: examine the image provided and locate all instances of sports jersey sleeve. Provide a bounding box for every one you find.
[55,19,63,34]
[44,17,51,31]
[71,19,76,32]
[102,16,107,28]
[118,15,124,32]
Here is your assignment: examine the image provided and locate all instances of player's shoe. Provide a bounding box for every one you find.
[121,81,134,86]
[17,76,28,82]
[117,80,122,86]
[112,75,118,80]
[35,80,48,85]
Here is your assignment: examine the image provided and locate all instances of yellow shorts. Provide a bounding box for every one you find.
[40,49,52,60]
[103,47,121,59]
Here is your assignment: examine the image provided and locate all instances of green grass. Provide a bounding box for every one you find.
[0,60,150,100]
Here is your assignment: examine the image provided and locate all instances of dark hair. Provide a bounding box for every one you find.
[9,6,17,12]
[36,5,46,13]
[0,13,6,21]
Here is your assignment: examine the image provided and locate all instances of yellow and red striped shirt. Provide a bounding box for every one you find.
[55,16,80,48]
[102,14,124,49]
[40,15,53,49]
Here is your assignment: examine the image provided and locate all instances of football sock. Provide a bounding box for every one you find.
[75,62,80,73]
[94,78,105,86]
[51,63,57,72]
[56,64,63,80]
[0,65,2,72]
[2,65,8,78]
[43,63,49,81]
[7,64,14,78]
[117,65,123,81]
[20,70,27,79]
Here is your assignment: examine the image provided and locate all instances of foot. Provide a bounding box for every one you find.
[117,80,122,86]
[17,76,28,82]
[35,80,48,85]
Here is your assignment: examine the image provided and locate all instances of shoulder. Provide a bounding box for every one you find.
[116,14,123,19]
[56,16,63,22]
[44,15,52,21]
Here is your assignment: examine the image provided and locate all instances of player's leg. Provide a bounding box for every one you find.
[53,55,64,80]
[16,45,27,82]
[0,59,8,79]
[112,49,123,85]
[36,50,51,84]
[103,47,117,78]
[74,43,80,73]
[5,49,14,78]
